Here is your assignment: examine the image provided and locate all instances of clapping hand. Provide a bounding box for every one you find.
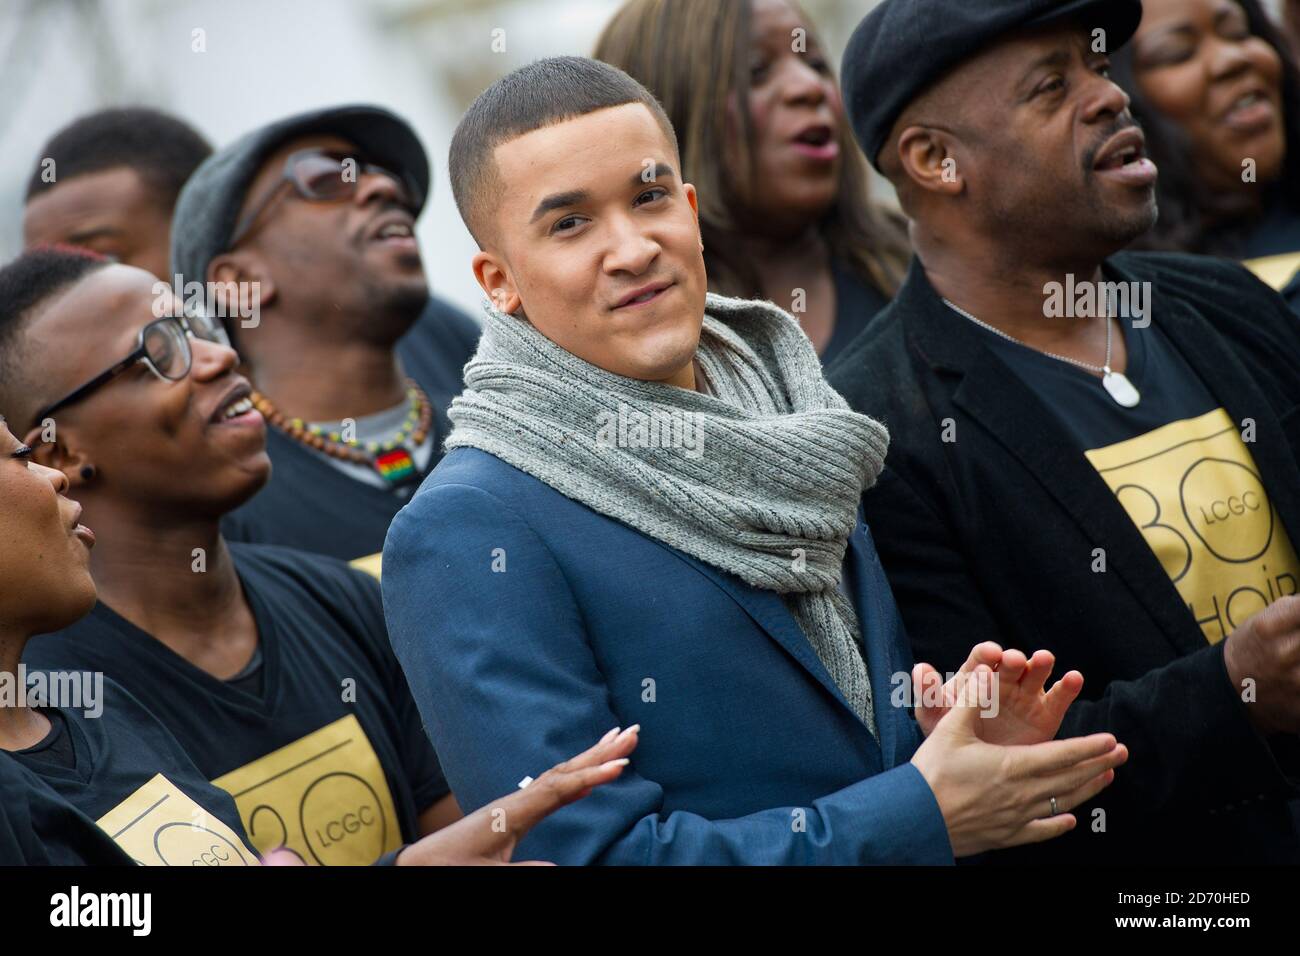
[914,642,1084,745]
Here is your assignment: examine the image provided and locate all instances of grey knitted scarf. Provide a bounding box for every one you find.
[446,292,890,735]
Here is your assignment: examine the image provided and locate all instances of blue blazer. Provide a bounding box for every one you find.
[382,447,953,864]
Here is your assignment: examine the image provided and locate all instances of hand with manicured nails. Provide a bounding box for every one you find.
[910,667,1127,858]
[914,642,1085,745]
[394,725,639,866]
[259,727,638,867]
[1223,594,1300,735]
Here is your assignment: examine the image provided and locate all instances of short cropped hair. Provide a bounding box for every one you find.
[448,55,679,247]
[0,247,110,428]
[25,108,213,210]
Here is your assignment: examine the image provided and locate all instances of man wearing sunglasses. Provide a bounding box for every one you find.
[2,248,462,864]
[170,106,480,568]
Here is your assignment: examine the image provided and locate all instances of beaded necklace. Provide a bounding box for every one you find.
[251,380,432,486]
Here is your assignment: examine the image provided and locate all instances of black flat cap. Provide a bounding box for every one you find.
[842,0,1143,171]
[171,104,429,283]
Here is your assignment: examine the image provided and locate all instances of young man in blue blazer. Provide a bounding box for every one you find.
[381,56,1127,865]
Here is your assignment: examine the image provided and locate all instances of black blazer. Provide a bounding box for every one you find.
[827,251,1300,863]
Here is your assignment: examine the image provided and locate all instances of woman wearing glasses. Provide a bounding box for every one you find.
[0,247,632,866]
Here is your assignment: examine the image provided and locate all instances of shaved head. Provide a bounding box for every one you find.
[449,56,679,250]
[0,249,110,431]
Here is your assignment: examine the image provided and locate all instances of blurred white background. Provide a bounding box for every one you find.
[0,0,882,316]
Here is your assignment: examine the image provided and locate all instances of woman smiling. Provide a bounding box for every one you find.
[1113,0,1300,286]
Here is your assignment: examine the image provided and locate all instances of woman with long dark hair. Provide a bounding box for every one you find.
[1112,0,1300,287]
[595,0,910,365]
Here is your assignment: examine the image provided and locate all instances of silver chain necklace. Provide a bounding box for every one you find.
[941,298,1141,408]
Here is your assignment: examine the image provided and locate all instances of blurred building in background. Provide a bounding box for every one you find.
[0,0,879,315]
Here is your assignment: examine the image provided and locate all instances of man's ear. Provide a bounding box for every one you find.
[208,253,277,313]
[472,251,520,314]
[896,126,965,200]
[23,424,92,488]
[683,183,703,249]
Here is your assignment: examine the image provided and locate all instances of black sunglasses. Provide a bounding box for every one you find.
[228,148,419,248]
[32,312,231,427]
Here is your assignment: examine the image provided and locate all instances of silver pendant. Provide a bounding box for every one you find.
[1102,370,1141,407]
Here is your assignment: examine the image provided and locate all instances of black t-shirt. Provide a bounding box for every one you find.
[25,542,449,866]
[976,308,1300,643]
[16,709,76,769]
[5,678,255,866]
[221,294,481,562]
[974,312,1218,449]
[224,642,265,697]
[0,750,133,865]
[821,258,891,368]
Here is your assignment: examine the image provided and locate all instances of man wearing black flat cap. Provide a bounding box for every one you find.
[827,0,1300,862]
[171,106,480,567]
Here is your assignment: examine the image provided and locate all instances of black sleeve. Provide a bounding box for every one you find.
[341,563,452,813]
[863,464,1300,818]
[0,756,134,865]
[371,845,407,866]
[388,647,452,813]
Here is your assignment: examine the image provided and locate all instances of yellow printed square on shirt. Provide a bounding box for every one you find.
[1085,407,1300,642]
[212,713,401,866]
[96,773,258,866]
